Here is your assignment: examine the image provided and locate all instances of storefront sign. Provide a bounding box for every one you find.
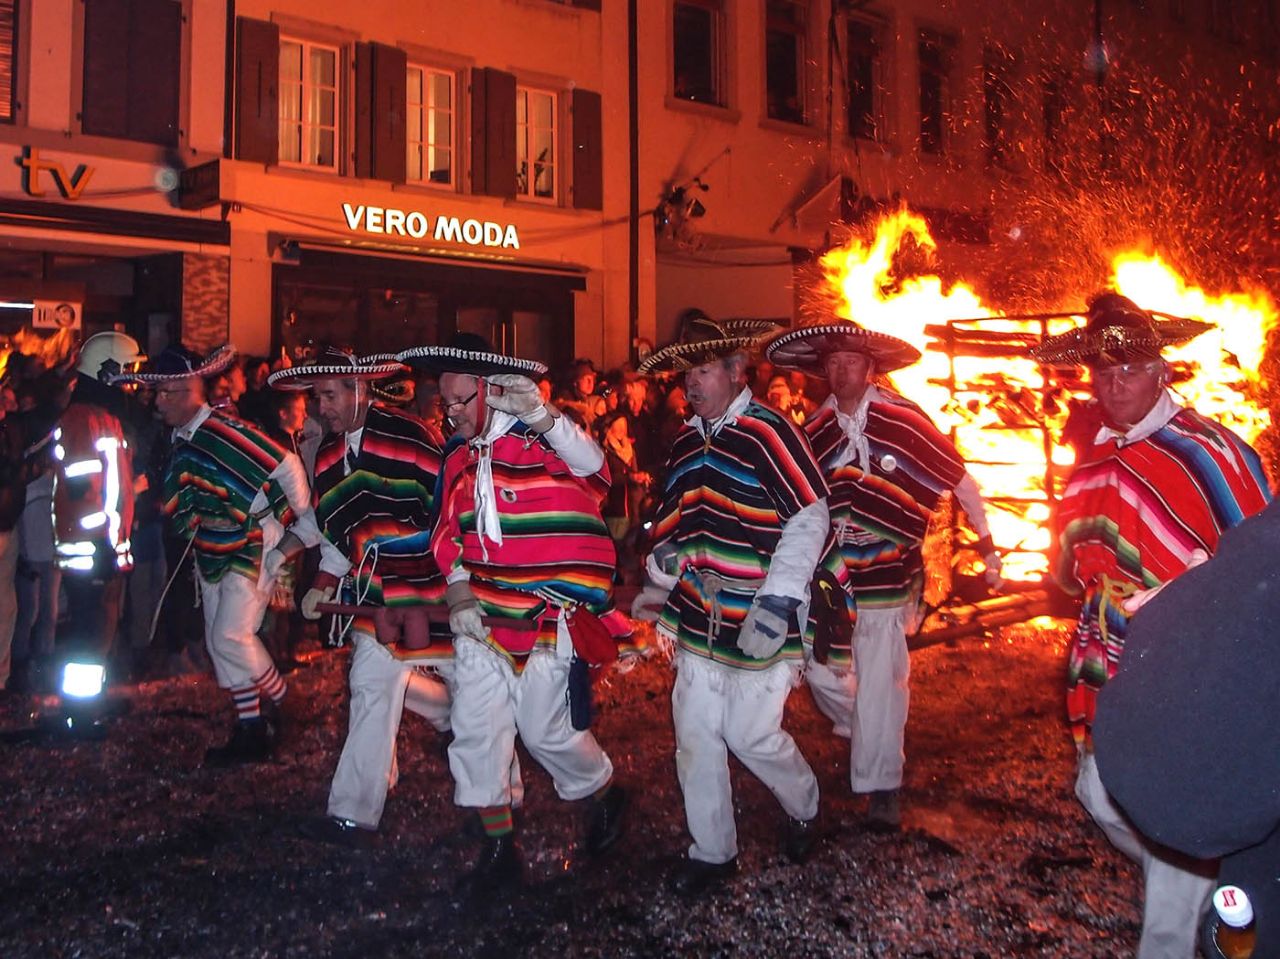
[341,202,520,250]
[18,147,95,200]
[33,299,83,330]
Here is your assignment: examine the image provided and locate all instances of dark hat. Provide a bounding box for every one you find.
[397,333,547,378]
[764,319,921,375]
[266,346,407,390]
[1031,294,1212,366]
[111,344,236,384]
[637,314,779,374]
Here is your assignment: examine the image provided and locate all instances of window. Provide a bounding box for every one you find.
[846,17,883,141]
[765,0,805,123]
[279,37,339,170]
[982,45,1014,165]
[673,0,725,106]
[516,86,556,201]
[0,1,14,122]
[408,66,454,186]
[918,30,953,155]
[82,0,181,145]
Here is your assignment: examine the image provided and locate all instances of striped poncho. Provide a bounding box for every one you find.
[163,408,297,583]
[804,390,967,608]
[1056,405,1270,746]
[650,393,850,671]
[431,420,636,671]
[314,404,448,649]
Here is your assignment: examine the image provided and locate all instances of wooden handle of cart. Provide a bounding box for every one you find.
[315,602,539,632]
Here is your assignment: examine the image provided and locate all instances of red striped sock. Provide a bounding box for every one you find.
[254,664,287,704]
[231,684,260,720]
[479,805,513,837]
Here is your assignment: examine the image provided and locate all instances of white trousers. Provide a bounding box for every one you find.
[197,570,274,690]
[673,656,819,865]
[448,638,611,809]
[1075,753,1215,959]
[327,631,453,828]
[806,603,909,793]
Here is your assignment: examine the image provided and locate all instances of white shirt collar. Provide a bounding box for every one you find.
[1094,389,1183,446]
[174,403,213,442]
[687,386,754,438]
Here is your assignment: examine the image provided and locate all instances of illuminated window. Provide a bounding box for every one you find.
[408,65,454,186]
[279,37,339,170]
[516,86,556,201]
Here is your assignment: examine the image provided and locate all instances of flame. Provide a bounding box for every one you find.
[816,207,1274,583]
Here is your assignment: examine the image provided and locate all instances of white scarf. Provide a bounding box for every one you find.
[469,410,517,560]
[823,386,881,475]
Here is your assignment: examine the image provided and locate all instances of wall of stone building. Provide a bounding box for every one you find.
[181,253,230,353]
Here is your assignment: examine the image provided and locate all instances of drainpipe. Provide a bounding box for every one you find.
[627,0,640,362]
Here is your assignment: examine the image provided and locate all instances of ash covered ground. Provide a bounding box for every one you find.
[0,619,1146,958]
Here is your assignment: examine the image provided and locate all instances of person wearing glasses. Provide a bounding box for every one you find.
[116,345,323,765]
[397,335,639,899]
[1032,294,1271,959]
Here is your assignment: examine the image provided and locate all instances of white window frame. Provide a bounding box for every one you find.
[672,0,727,107]
[516,85,558,203]
[278,35,340,172]
[764,0,808,124]
[407,64,455,188]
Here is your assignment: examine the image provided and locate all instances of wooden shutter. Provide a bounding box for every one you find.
[81,0,131,139]
[355,42,407,182]
[235,16,279,165]
[470,67,516,198]
[128,0,181,146]
[83,0,180,145]
[571,88,602,210]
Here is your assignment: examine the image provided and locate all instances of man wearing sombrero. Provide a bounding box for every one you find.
[633,314,838,893]
[119,344,323,764]
[398,334,638,894]
[1033,293,1270,958]
[765,315,1000,831]
[268,347,463,845]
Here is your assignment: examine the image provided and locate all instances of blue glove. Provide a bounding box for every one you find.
[739,594,799,659]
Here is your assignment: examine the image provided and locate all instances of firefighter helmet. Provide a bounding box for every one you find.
[77,332,145,384]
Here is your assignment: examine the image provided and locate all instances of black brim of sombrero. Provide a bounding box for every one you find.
[764,324,921,375]
[396,345,547,378]
[266,360,408,390]
[1030,316,1213,365]
[636,336,765,374]
[110,344,237,385]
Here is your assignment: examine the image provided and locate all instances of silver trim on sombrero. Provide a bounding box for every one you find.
[637,319,779,375]
[111,344,237,384]
[266,355,407,390]
[396,345,548,377]
[1030,314,1213,365]
[765,323,921,374]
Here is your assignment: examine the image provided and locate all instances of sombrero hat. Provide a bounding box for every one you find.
[637,313,779,374]
[1031,294,1213,366]
[397,333,547,378]
[764,319,921,375]
[266,346,407,390]
[111,344,237,384]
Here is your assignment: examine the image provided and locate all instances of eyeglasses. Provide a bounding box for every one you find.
[442,391,477,414]
[1092,361,1163,385]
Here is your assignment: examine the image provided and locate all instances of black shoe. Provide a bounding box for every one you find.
[204,719,273,766]
[456,834,522,900]
[670,856,738,895]
[296,815,376,848]
[584,784,628,856]
[866,789,901,832]
[784,815,819,864]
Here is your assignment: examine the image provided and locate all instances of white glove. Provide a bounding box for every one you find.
[486,373,555,432]
[631,583,670,622]
[262,547,288,582]
[300,585,335,621]
[982,551,1004,589]
[446,580,490,643]
[1122,548,1209,614]
[738,595,795,659]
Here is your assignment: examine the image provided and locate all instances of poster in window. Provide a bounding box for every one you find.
[33,300,82,330]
